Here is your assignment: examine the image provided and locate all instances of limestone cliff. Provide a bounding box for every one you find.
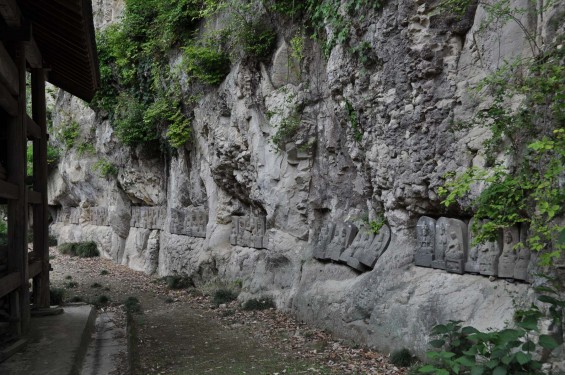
[48,0,565,361]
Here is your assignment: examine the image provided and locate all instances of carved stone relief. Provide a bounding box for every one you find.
[414,216,436,267]
[514,223,531,282]
[313,223,335,260]
[230,215,267,249]
[357,224,391,269]
[498,226,519,278]
[327,223,358,262]
[443,219,467,274]
[169,207,208,238]
[130,206,165,230]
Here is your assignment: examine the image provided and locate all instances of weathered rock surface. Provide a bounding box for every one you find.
[47,0,565,360]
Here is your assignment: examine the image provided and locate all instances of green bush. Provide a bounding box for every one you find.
[69,296,84,303]
[60,120,80,150]
[58,241,100,258]
[271,112,301,151]
[390,348,415,368]
[65,281,78,288]
[0,215,7,247]
[238,21,277,61]
[241,297,275,311]
[418,282,564,375]
[114,93,159,146]
[93,159,119,178]
[48,234,58,247]
[183,42,231,85]
[94,295,110,307]
[164,275,192,290]
[212,288,239,306]
[50,287,65,305]
[124,296,142,314]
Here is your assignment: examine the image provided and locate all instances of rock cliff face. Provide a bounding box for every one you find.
[48,0,564,357]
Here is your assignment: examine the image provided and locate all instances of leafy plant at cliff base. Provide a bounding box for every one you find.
[418,280,564,375]
[270,111,301,151]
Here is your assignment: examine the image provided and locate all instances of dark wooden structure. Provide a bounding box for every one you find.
[0,0,98,352]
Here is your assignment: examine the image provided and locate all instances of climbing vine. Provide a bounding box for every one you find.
[437,0,565,265]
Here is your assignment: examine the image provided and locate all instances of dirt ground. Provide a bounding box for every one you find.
[50,248,410,375]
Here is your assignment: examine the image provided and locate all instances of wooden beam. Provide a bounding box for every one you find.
[31,67,49,308]
[0,41,18,95]
[28,260,41,278]
[0,180,18,200]
[6,42,30,336]
[0,272,21,297]
[27,190,41,204]
[0,0,21,28]
[0,77,17,116]
[25,38,41,69]
[26,115,40,139]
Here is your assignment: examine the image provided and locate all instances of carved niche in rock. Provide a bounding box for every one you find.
[339,225,372,271]
[464,219,480,273]
[327,223,358,262]
[497,226,519,279]
[414,216,436,267]
[131,206,165,230]
[313,223,335,260]
[477,238,501,277]
[514,223,531,282]
[56,207,71,224]
[356,224,392,269]
[443,218,468,274]
[230,215,267,249]
[432,218,448,270]
[90,207,109,226]
[69,208,81,225]
[169,207,208,238]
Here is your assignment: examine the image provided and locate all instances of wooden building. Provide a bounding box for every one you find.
[0,0,99,353]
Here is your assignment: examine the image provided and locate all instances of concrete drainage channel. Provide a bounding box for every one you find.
[81,310,127,375]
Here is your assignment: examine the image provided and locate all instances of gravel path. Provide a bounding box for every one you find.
[50,248,409,375]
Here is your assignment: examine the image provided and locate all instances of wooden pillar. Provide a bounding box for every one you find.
[31,68,49,308]
[6,41,29,334]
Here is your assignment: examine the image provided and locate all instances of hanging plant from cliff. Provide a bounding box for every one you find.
[113,93,160,146]
[438,35,565,265]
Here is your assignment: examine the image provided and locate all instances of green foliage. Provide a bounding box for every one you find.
[58,241,100,258]
[100,269,109,275]
[77,142,96,156]
[124,296,142,314]
[113,93,159,146]
[59,120,80,150]
[271,112,301,151]
[183,42,231,85]
[0,213,7,247]
[437,0,565,265]
[420,276,564,374]
[93,159,119,178]
[94,295,110,307]
[345,100,362,142]
[91,282,102,288]
[164,275,192,290]
[50,287,65,305]
[212,288,239,306]
[65,281,78,288]
[391,348,416,368]
[238,21,277,61]
[242,297,276,310]
[369,215,386,235]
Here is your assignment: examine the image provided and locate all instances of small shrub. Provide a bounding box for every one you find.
[50,287,65,305]
[65,281,78,288]
[58,241,99,257]
[165,297,174,304]
[100,269,109,275]
[390,348,415,368]
[65,275,73,280]
[183,42,231,85]
[114,93,159,146]
[242,297,275,311]
[58,242,77,255]
[48,234,58,246]
[93,159,118,178]
[238,21,277,61]
[59,120,80,149]
[271,112,301,151]
[94,295,110,307]
[77,142,96,156]
[123,296,142,314]
[91,282,102,288]
[212,288,239,306]
[69,296,84,303]
[164,275,192,290]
